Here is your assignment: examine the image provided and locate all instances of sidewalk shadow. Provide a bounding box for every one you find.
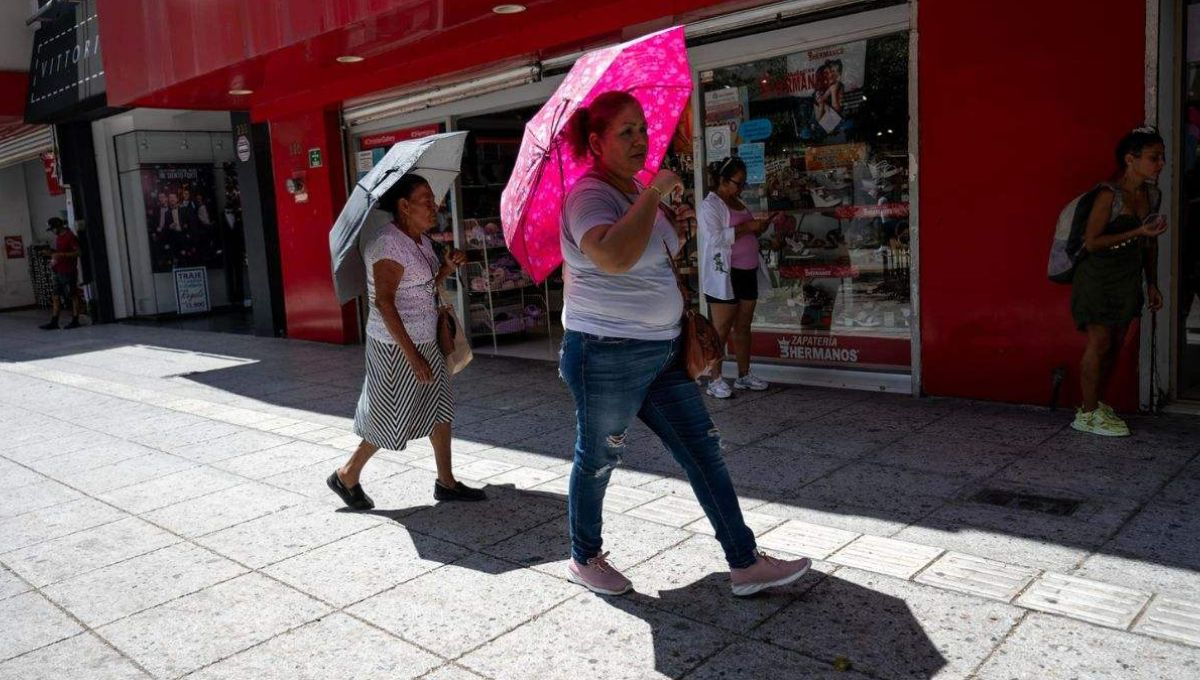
[602,572,946,679]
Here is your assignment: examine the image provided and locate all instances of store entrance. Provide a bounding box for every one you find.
[455,106,564,361]
[1179,1,1200,399]
[114,130,253,335]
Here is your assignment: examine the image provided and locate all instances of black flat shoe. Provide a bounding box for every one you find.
[434,480,487,502]
[327,471,375,510]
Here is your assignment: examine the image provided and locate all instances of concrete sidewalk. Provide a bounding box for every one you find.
[1,309,1199,679]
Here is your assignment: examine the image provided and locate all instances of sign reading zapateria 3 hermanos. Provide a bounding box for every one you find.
[25,0,106,124]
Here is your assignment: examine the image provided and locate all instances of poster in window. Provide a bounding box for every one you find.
[141,165,222,274]
[173,266,210,314]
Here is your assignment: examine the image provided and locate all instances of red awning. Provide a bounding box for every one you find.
[95,0,749,121]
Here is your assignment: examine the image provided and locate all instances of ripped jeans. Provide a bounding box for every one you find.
[559,330,757,568]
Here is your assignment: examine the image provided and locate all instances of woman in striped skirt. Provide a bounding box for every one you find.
[327,174,486,509]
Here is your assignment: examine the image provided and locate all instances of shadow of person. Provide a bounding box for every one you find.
[595,571,948,679]
[337,482,568,573]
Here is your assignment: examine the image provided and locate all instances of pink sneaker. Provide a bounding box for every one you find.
[567,552,632,595]
[730,552,811,597]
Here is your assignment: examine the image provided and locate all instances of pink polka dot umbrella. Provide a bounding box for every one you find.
[500,26,693,283]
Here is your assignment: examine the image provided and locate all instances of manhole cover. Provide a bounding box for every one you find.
[970,489,1081,516]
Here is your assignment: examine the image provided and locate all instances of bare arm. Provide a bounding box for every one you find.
[579,170,682,273]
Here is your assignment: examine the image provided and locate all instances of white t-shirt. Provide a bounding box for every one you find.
[361,221,440,344]
[560,176,683,341]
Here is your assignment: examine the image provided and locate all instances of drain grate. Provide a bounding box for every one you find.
[970,489,1081,516]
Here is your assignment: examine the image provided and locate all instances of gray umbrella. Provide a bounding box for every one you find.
[329,131,468,304]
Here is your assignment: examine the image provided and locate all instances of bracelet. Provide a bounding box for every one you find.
[647,185,663,198]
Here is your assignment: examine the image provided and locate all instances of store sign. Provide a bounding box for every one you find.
[25,0,107,124]
[359,123,443,151]
[41,153,66,195]
[4,236,24,259]
[173,267,210,314]
[752,331,910,370]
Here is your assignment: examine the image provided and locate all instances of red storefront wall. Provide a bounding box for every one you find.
[917,0,1147,410]
[97,1,1154,406]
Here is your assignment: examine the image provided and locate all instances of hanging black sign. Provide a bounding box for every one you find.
[25,0,108,124]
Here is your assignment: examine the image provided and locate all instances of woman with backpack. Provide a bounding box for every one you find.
[1071,127,1167,436]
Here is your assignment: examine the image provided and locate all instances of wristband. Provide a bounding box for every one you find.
[647,185,663,198]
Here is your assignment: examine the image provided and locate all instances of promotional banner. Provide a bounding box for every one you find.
[141,164,221,274]
[751,331,910,370]
[41,153,66,196]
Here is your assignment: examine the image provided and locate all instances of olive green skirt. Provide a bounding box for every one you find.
[1070,247,1143,330]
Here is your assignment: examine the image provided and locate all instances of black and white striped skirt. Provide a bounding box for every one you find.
[353,337,454,451]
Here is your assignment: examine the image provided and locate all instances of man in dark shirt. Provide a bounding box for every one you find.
[40,218,83,330]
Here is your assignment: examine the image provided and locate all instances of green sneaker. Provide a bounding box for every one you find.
[1071,408,1130,437]
[1096,404,1130,433]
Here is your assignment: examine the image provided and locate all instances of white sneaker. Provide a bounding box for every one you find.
[734,374,769,391]
[810,188,843,208]
[707,378,733,399]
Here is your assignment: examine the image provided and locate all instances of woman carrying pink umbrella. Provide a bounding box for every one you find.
[556,91,809,597]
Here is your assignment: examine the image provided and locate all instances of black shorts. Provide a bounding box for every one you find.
[51,272,77,300]
[705,267,759,304]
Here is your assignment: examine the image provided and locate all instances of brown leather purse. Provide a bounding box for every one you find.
[436,306,456,356]
[664,241,723,380]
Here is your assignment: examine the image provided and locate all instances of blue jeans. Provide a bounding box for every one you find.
[559,330,757,569]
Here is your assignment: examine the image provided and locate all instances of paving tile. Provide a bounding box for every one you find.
[995,449,1183,502]
[753,519,859,560]
[1,431,125,465]
[57,452,197,495]
[1016,572,1151,629]
[0,632,148,679]
[131,420,245,453]
[687,639,870,680]
[453,458,519,481]
[171,429,294,464]
[529,473,570,498]
[349,552,577,659]
[1074,551,1200,601]
[407,452,481,474]
[478,466,562,490]
[30,440,161,480]
[97,573,330,679]
[142,482,307,538]
[212,441,344,480]
[828,535,943,579]
[975,612,1200,679]
[625,495,707,528]
[914,551,1038,602]
[42,542,247,628]
[684,508,786,539]
[460,591,730,679]
[483,511,689,579]
[419,665,489,680]
[0,498,127,554]
[467,444,563,470]
[757,422,901,458]
[400,485,564,550]
[0,479,84,521]
[867,432,1026,479]
[627,534,822,632]
[0,592,82,662]
[195,501,379,568]
[1101,501,1200,569]
[0,458,47,488]
[97,466,245,515]
[753,501,914,537]
[0,566,30,601]
[894,520,1091,574]
[264,523,470,608]
[756,567,1021,680]
[3,516,179,588]
[187,613,440,680]
[1134,596,1200,647]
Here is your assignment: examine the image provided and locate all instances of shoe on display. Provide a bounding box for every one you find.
[707,378,733,399]
[730,552,811,597]
[854,311,882,328]
[1071,408,1130,437]
[869,161,902,180]
[734,374,769,391]
[567,552,632,595]
[809,188,843,208]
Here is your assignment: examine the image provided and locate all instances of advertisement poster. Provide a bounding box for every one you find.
[4,235,23,259]
[357,123,445,180]
[768,41,868,99]
[805,142,869,171]
[142,164,222,274]
[173,267,210,314]
[705,126,731,161]
[41,153,66,196]
[738,143,766,184]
